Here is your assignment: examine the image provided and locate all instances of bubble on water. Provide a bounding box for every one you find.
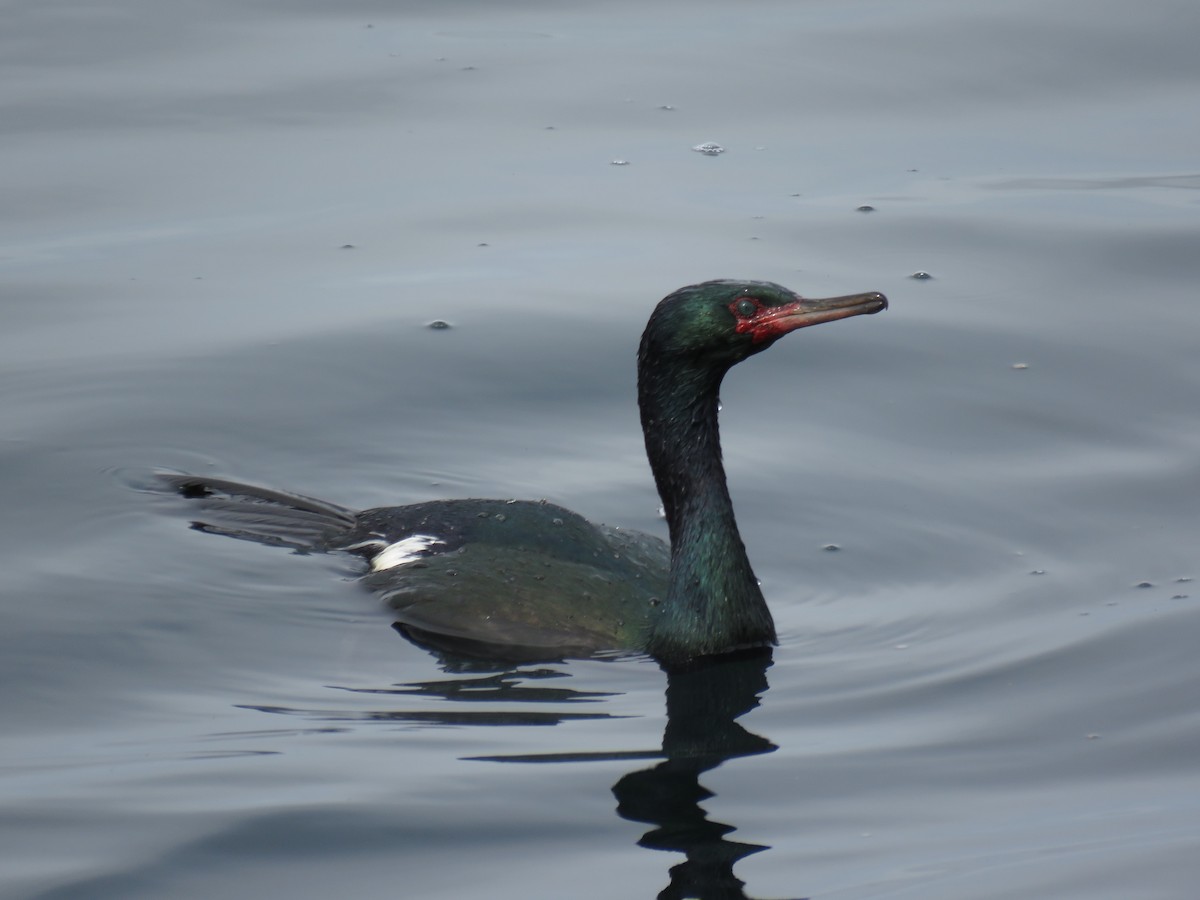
[856,205,875,213]
[659,105,676,111]
[692,142,725,155]
[427,320,451,330]
[610,159,629,166]
[823,544,841,552]
[1011,363,1029,370]
[910,271,933,280]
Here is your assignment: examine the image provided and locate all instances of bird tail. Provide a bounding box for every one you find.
[158,473,357,552]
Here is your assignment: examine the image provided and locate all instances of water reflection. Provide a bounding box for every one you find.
[470,649,792,900]
[240,642,793,897]
[239,665,620,727]
[614,651,792,900]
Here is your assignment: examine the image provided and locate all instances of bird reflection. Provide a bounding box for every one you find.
[611,650,791,900]
[240,641,797,899]
[470,648,799,899]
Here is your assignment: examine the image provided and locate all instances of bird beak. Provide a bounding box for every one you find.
[743,291,888,342]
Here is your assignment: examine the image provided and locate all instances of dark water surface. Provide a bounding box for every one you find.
[3,1,1199,897]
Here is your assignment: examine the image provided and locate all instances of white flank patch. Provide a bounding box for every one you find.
[370,534,445,571]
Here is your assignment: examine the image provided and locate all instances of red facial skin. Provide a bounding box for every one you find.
[729,293,886,344]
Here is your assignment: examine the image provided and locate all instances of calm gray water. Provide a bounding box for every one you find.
[3,1,1199,897]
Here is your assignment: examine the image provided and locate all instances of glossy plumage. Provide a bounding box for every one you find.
[165,279,886,663]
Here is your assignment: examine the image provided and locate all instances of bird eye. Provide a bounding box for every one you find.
[734,298,757,317]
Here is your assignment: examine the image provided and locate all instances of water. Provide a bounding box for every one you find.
[3,1,1199,897]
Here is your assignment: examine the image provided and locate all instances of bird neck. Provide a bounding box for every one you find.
[638,360,777,660]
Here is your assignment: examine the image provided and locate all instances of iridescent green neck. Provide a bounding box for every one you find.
[638,359,777,661]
